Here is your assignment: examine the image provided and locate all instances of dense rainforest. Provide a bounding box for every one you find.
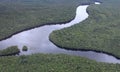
[0,54,120,72]
[50,0,120,58]
[0,0,120,72]
[0,0,95,40]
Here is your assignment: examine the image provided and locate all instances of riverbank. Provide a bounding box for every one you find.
[50,0,120,58]
[0,0,95,41]
[0,54,120,72]
[2,5,116,64]
[0,46,20,56]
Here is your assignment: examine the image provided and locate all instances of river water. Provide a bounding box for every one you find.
[0,2,120,64]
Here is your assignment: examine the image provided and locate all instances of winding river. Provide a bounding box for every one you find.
[0,2,120,64]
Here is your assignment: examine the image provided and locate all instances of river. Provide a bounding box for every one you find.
[0,2,120,64]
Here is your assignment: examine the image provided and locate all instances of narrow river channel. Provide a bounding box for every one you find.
[0,2,120,64]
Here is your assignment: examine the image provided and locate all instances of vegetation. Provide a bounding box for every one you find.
[0,0,120,71]
[50,0,120,58]
[22,46,28,51]
[0,54,120,72]
[0,46,20,56]
[0,0,95,40]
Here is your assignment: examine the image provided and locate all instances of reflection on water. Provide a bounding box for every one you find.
[95,2,101,5]
[0,2,120,64]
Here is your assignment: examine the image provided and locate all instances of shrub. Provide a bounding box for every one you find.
[22,46,28,51]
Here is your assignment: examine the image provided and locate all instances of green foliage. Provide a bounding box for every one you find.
[19,55,28,64]
[50,0,120,57]
[0,0,95,40]
[22,46,28,51]
[0,54,120,72]
[0,46,20,56]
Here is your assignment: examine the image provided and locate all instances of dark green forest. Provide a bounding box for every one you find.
[0,46,20,56]
[0,0,120,72]
[50,0,120,58]
[0,0,95,40]
[0,54,120,72]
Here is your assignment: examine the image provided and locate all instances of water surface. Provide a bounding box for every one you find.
[0,2,120,64]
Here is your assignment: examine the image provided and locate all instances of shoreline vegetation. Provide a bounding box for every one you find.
[0,0,96,41]
[0,46,20,56]
[50,0,120,58]
[0,0,120,71]
[50,37,120,59]
[1,46,120,71]
[0,54,120,72]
